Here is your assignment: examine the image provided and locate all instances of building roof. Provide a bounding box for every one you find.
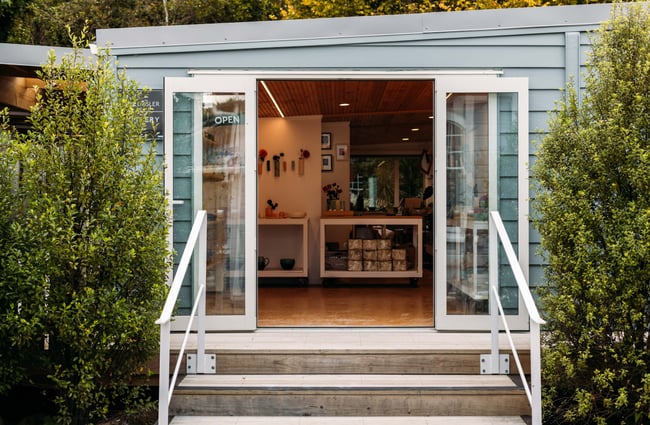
[97,3,614,54]
[0,43,86,130]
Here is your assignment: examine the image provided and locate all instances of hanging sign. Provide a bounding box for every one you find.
[204,113,245,127]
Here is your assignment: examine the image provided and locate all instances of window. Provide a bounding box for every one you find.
[350,156,424,212]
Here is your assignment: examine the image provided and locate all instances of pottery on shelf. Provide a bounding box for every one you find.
[280,258,295,270]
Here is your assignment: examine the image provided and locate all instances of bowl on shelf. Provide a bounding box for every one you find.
[280,258,295,270]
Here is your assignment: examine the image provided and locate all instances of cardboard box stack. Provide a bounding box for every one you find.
[347,239,363,271]
[347,238,408,272]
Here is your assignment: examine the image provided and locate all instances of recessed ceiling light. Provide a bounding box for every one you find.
[411,128,420,132]
[339,102,350,107]
[402,137,410,141]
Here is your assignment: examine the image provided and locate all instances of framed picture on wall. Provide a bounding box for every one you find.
[321,132,332,150]
[336,144,348,161]
[322,154,333,171]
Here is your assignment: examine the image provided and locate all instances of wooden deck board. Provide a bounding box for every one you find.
[171,330,531,353]
[178,374,520,390]
[170,416,527,424]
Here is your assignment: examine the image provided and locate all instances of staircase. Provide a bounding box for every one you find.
[164,330,531,425]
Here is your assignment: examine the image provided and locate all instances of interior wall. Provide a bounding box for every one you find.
[258,116,323,284]
[321,122,350,211]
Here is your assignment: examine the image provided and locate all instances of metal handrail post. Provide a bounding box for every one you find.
[197,215,207,373]
[489,211,545,425]
[156,210,208,424]
[489,214,500,374]
[158,321,170,425]
[531,320,543,425]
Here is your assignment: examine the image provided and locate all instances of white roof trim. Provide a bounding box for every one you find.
[97,3,615,53]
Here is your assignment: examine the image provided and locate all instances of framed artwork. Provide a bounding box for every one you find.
[321,132,332,150]
[322,154,333,171]
[336,144,348,161]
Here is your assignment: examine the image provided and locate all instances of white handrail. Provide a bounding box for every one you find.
[489,211,545,425]
[157,210,207,425]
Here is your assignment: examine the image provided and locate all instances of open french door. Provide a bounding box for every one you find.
[164,75,257,330]
[434,76,529,331]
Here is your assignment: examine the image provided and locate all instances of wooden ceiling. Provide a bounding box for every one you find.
[1,67,434,145]
[257,80,434,146]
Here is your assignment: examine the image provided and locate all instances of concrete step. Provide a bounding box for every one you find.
[170,416,529,424]
[169,374,530,417]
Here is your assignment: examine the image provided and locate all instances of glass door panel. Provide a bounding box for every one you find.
[445,93,489,315]
[165,76,257,330]
[434,76,529,331]
[202,92,246,316]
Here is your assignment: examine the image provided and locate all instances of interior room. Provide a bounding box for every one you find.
[252,79,435,327]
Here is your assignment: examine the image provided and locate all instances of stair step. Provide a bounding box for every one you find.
[177,373,521,389]
[170,416,529,424]
[160,330,531,375]
[169,374,530,417]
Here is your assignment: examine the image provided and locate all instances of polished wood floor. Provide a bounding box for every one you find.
[258,269,434,327]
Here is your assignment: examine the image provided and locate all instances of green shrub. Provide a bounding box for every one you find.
[532,3,650,424]
[0,29,170,425]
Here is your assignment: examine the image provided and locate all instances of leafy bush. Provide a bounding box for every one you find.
[0,30,170,425]
[532,3,650,424]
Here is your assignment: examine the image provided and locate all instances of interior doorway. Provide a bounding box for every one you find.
[255,78,434,327]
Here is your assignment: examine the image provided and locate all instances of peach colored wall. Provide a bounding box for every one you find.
[258,117,351,285]
[258,116,322,284]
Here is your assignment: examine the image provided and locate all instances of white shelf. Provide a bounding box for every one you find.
[258,217,309,278]
[319,216,423,280]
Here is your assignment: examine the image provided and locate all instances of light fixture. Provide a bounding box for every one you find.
[260,81,285,118]
[339,102,350,107]
[402,137,410,141]
[411,128,420,132]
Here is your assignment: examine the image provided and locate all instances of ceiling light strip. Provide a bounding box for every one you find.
[260,81,285,118]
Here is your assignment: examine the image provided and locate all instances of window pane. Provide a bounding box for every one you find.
[350,156,423,212]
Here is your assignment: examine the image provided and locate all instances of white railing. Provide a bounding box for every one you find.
[156,210,208,425]
[489,211,545,425]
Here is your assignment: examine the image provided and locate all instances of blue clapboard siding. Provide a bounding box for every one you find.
[97,4,610,319]
[171,93,195,314]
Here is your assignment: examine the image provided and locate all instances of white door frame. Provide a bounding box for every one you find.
[433,75,529,331]
[164,70,529,332]
[164,75,258,331]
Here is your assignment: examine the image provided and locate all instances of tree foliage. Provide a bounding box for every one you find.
[0,0,617,47]
[4,0,285,46]
[0,29,170,424]
[532,3,650,424]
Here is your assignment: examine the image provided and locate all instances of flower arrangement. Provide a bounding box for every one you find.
[300,149,310,159]
[259,149,268,162]
[322,182,342,200]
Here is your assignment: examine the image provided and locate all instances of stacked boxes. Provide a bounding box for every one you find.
[347,239,363,271]
[392,248,407,271]
[362,239,378,271]
[347,238,409,272]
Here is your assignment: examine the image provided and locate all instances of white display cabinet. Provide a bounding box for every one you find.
[319,216,423,283]
[257,218,309,281]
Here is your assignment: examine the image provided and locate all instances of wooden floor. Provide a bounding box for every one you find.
[258,270,433,327]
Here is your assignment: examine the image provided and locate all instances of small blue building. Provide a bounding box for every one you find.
[91,3,614,332]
